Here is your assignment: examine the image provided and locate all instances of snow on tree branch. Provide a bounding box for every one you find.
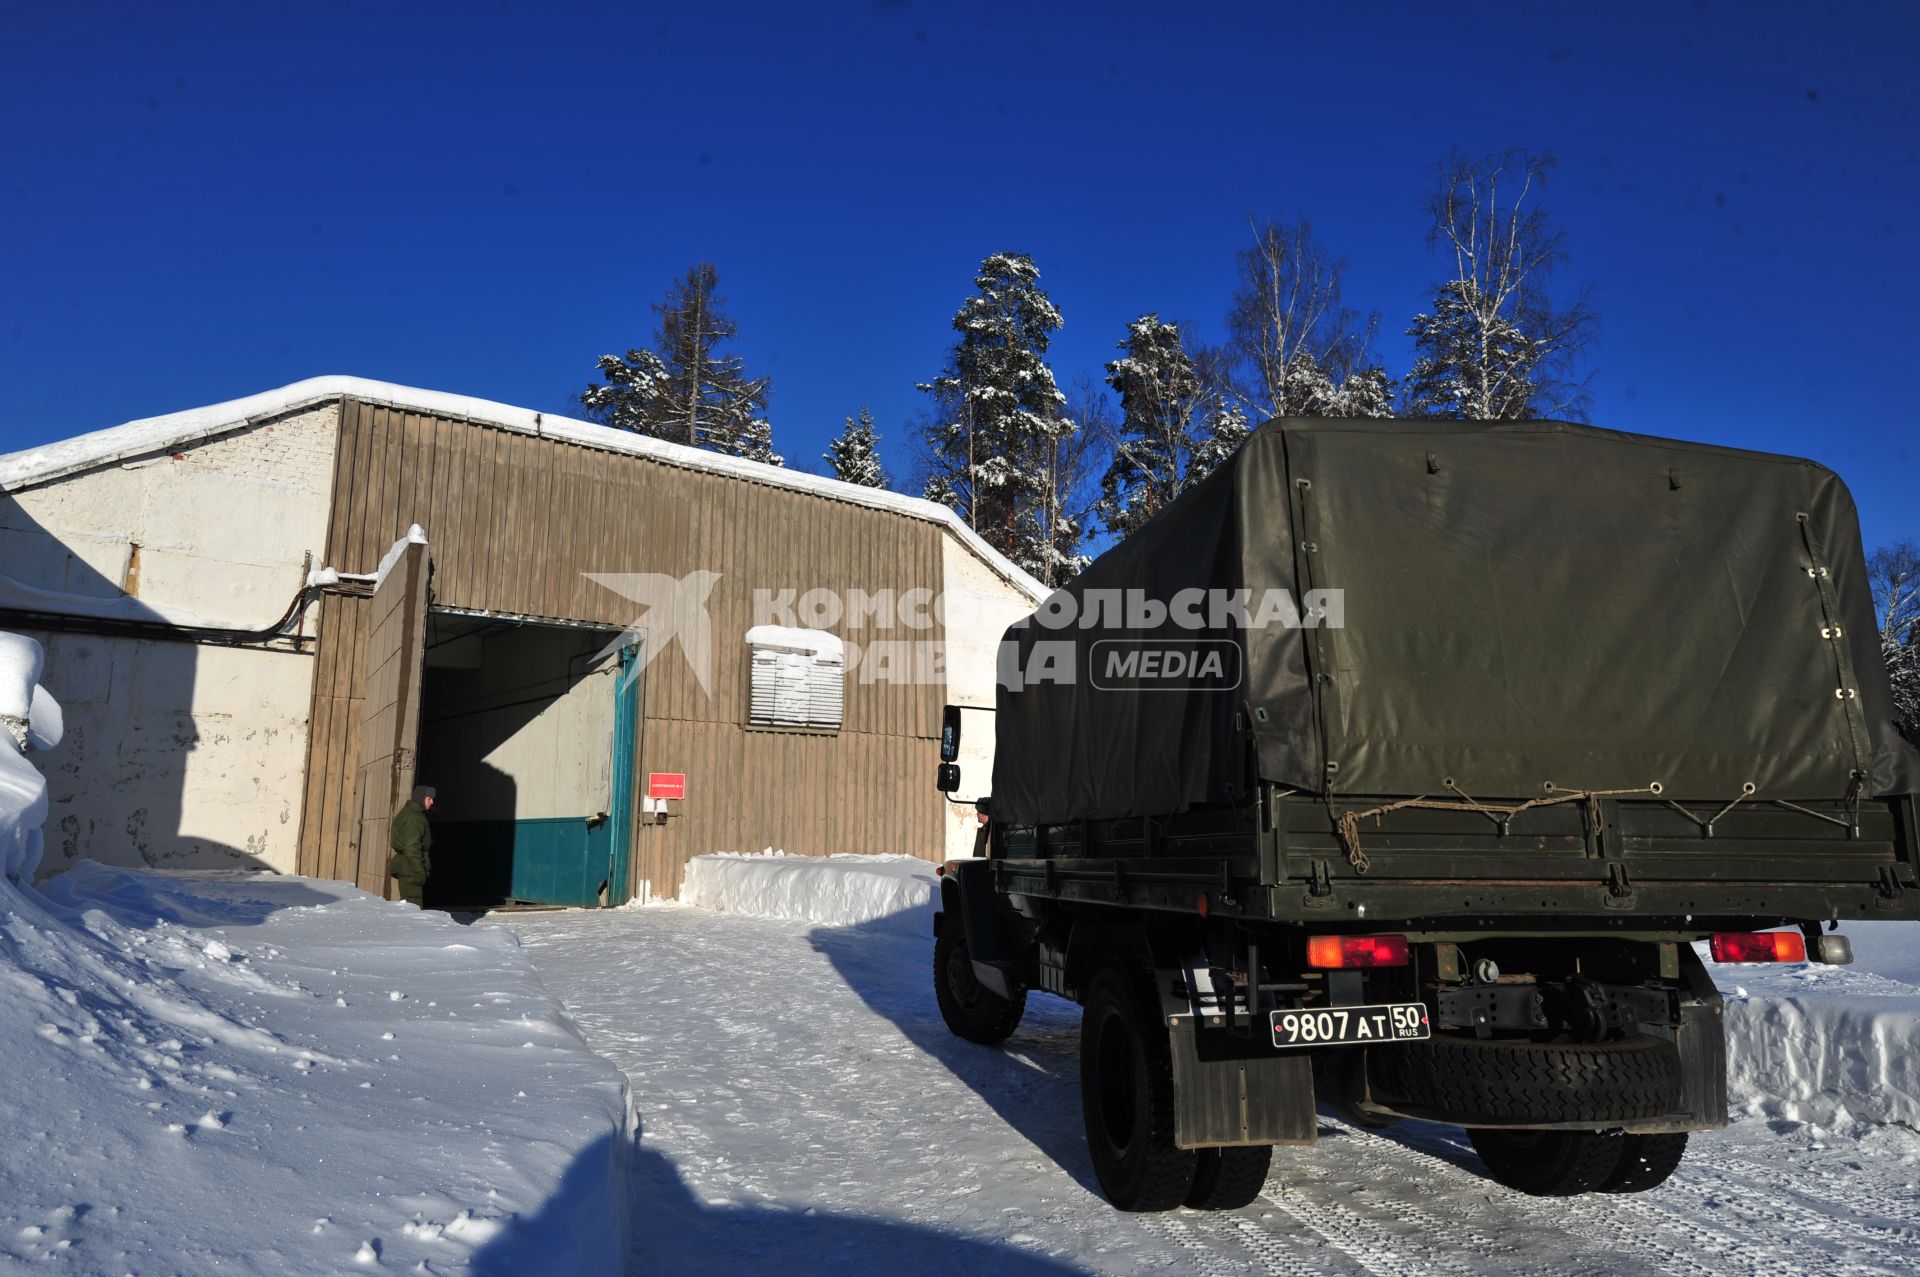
[1404,149,1597,422]
[580,263,782,466]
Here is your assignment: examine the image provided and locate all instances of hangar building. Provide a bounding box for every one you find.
[0,377,1041,904]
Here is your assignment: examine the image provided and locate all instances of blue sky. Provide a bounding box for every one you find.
[3,1,1915,548]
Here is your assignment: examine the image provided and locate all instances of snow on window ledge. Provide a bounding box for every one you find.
[745,627,844,731]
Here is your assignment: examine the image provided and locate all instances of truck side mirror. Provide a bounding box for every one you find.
[936,762,961,793]
[940,705,962,762]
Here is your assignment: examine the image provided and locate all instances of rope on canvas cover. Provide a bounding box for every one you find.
[1331,780,1662,875]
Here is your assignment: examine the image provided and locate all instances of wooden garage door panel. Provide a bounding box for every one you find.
[354,542,430,896]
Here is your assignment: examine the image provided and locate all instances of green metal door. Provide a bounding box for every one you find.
[506,818,611,906]
[606,643,642,905]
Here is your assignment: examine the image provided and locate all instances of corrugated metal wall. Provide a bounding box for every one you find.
[295,397,948,897]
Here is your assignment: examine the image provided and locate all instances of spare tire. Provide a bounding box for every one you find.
[1368,1033,1682,1125]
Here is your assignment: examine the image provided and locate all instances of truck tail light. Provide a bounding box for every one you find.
[1306,934,1409,968]
[1709,931,1807,963]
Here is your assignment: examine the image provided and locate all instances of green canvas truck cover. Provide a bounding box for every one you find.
[992,418,1920,826]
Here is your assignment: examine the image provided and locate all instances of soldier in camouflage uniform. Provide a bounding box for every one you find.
[387,785,435,907]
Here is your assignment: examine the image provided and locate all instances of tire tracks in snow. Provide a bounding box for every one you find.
[1276,1126,1588,1277]
[1689,1145,1920,1230]
[1374,1121,1771,1277]
[1348,1119,1863,1277]
[1135,1212,1324,1277]
[1664,1153,1919,1272]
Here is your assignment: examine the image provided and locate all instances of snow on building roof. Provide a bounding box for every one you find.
[0,376,1049,603]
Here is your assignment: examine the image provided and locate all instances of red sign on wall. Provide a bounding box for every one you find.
[647,772,687,801]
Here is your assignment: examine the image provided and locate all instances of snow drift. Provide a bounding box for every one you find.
[1715,928,1920,1129]
[1724,994,1920,1128]
[0,636,635,1275]
[679,851,937,931]
[0,633,60,880]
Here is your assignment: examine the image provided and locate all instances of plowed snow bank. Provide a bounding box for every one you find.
[1715,932,1920,1129]
[680,851,936,931]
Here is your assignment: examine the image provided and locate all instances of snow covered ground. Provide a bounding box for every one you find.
[0,650,635,1274]
[0,866,636,1275]
[494,856,1920,1276]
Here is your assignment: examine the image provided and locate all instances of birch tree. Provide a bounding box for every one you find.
[1403,149,1596,421]
[1225,217,1386,421]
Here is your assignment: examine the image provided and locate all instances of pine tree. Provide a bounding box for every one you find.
[1094,315,1267,540]
[580,263,782,465]
[1403,280,1537,418]
[919,253,1080,585]
[1403,150,1596,421]
[1097,315,1209,538]
[1320,364,1397,418]
[1185,343,1251,481]
[824,407,889,488]
[1188,401,1251,480]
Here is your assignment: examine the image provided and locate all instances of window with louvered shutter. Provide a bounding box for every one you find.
[745,626,844,731]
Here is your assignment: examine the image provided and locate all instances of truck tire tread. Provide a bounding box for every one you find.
[1185,1145,1273,1210]
[933,919,1026,1045]
[1601,1132,1689,1193]
[1081,960,1197,1212]
[1469,1129,1627,1196]
[1369,1033,1682,1124]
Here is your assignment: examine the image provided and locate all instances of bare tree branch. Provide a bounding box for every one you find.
[1406,149,1597,422]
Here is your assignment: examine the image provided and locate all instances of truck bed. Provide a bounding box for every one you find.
[993,788,1920,929]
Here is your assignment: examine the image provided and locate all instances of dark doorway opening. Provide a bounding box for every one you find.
[415,613,633,909]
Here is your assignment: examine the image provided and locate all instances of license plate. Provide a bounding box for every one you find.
[1270,1002,1431,1049]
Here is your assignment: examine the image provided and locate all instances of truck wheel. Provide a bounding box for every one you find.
[1080,962,1197,1212]
[1468,1129,1626,1197]
[1369,1033,1682,1125]
[1185,1146,1273,1210]
[1601,1133,1688,1193]
[933,917,1026,1044]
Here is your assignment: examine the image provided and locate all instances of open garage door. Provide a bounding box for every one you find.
[354,541,431,897]
[414,616,633,908]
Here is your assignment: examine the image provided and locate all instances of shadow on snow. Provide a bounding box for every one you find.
[806,912,1105,1200]
[802,905,1500,1200]
[469,1125,1094,1277]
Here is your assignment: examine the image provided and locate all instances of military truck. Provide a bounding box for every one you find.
[931,418,1920,1212]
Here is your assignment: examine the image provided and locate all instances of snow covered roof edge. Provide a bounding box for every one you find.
[0,376,1048,603]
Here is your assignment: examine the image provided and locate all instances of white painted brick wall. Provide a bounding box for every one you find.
[4,403,340,874]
